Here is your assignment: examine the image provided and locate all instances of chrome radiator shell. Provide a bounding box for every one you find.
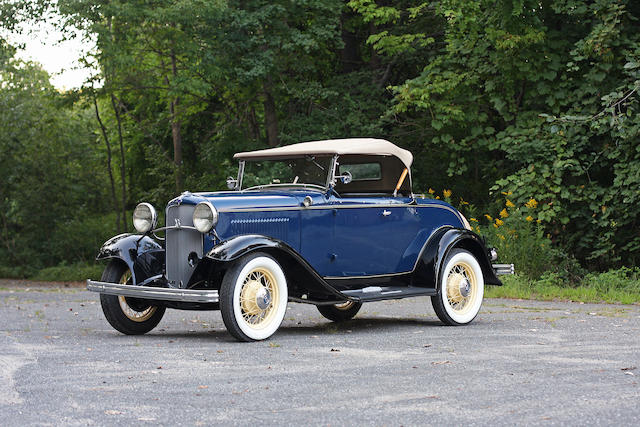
[165,204,202,288]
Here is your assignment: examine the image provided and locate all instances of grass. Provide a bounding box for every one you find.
[486,270,640,305]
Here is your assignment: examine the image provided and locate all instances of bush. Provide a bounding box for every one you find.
[30,262,104,282]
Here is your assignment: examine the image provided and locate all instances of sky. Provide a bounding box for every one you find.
[3,19,95,90]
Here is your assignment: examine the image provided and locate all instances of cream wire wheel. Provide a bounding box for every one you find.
[431,249,484,325]
[220,253,288,341]
[99,260,165,335]
[317,300,362,322]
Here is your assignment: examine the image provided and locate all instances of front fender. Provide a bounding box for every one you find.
[411,228,502,290]
[205,234,347,301]
[97,233,164,285]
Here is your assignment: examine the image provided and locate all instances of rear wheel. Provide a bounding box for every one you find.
[99,260,165,335]
[317,301,362,322]
[219,253,288,342]
[431,249,484,325]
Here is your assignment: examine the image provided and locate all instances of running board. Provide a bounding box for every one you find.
[342,286,436,302]
[86,280,219,303]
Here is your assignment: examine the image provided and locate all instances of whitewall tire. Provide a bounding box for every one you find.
[220,252,288,341]
[431,249,484,325]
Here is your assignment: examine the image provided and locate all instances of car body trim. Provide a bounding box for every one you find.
[217,202,460,215]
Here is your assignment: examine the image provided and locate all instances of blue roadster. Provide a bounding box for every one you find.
[87,138,513,341]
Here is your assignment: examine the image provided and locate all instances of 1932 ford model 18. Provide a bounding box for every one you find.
[87,138,513,341]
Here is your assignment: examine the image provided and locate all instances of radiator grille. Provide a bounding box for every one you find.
[230,217,289,240]
[166,204,202,288]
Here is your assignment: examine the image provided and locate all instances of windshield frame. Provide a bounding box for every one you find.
[236,155,337,192]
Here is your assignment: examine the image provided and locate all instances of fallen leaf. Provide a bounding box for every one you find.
[432,360,451,365]
[621,367,637,371]
[198,385,208,389]
[423,344,432,348]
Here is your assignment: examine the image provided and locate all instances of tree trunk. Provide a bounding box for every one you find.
[340,12,360,73]
[169,50,183,192]
[263,78,279,147]
[110,95,127,232]
[93,95,121,233]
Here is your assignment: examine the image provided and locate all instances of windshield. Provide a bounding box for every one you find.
[241,156,333,190]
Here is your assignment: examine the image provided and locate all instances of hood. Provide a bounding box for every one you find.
[166,190,307,212]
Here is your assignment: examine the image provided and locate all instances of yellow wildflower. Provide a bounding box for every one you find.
[499,208,509,218]
[501,191,513,196]
[505,199,515,208]
[498,234,505,240]
[526,215,533,222]
[525,198,538,209]
[428,188,435,194]
[460,197,469,205]
[484,214,493,221]
[495,219,504,226]
[443,189,452,198]
[435,196,440,199]
[469,217,478,222]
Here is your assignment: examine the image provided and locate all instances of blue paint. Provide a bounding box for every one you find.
[168,189,465,278]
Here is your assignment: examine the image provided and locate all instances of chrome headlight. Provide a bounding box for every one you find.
[133,203,157,233]
[193,201,218,233]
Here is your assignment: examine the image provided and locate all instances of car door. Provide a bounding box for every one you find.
[330,195,420,277]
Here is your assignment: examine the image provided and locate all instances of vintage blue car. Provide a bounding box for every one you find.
[87,138,513,341]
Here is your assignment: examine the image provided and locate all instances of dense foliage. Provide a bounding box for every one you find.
[0,0,638,279]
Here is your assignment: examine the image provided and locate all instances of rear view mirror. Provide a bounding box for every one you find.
[226,177,238,190]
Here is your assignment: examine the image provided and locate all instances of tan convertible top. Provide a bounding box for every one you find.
[234,138,413,169]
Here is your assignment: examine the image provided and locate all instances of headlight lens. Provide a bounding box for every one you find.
[193,202,218,233]
[132,203,157,233]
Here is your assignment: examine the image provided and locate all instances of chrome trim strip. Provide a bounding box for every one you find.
[217,203,460,215]
[86,280,219,303]
[324,271,411,280]
[153,225,198,232]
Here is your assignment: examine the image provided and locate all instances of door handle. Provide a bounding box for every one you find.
[382,210,391,216]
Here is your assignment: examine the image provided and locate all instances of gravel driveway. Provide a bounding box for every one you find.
[1,284,639,426]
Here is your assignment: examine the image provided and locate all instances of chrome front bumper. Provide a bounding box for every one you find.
[86,280,219,303]
[493,264,515,275]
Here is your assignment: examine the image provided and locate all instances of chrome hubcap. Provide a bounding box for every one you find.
[460,278,471,297]
[256,286,271,310]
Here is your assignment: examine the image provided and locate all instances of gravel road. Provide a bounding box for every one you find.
[1,284,639,426]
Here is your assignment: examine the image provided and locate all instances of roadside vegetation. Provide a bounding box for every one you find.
[0,1,638,302]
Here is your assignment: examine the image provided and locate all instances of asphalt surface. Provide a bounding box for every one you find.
[1,284,639,426]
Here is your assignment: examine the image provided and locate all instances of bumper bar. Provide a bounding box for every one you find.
[493,264,515,275]
[86,280,219,303]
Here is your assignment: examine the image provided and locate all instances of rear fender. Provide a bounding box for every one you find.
[411,228,502,290]
[205,234,346,301]
[96,233,164,285]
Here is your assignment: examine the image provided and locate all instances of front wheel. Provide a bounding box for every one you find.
[99,260,166,335]
[431,249,484,325]
[219,253,288,342]
[317,301,362,322]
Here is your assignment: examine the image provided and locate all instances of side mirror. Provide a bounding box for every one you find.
[334,171,352,185]
[226,177,239,190]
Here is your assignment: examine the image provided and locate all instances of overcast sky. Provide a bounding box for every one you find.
[3,19,95,89]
